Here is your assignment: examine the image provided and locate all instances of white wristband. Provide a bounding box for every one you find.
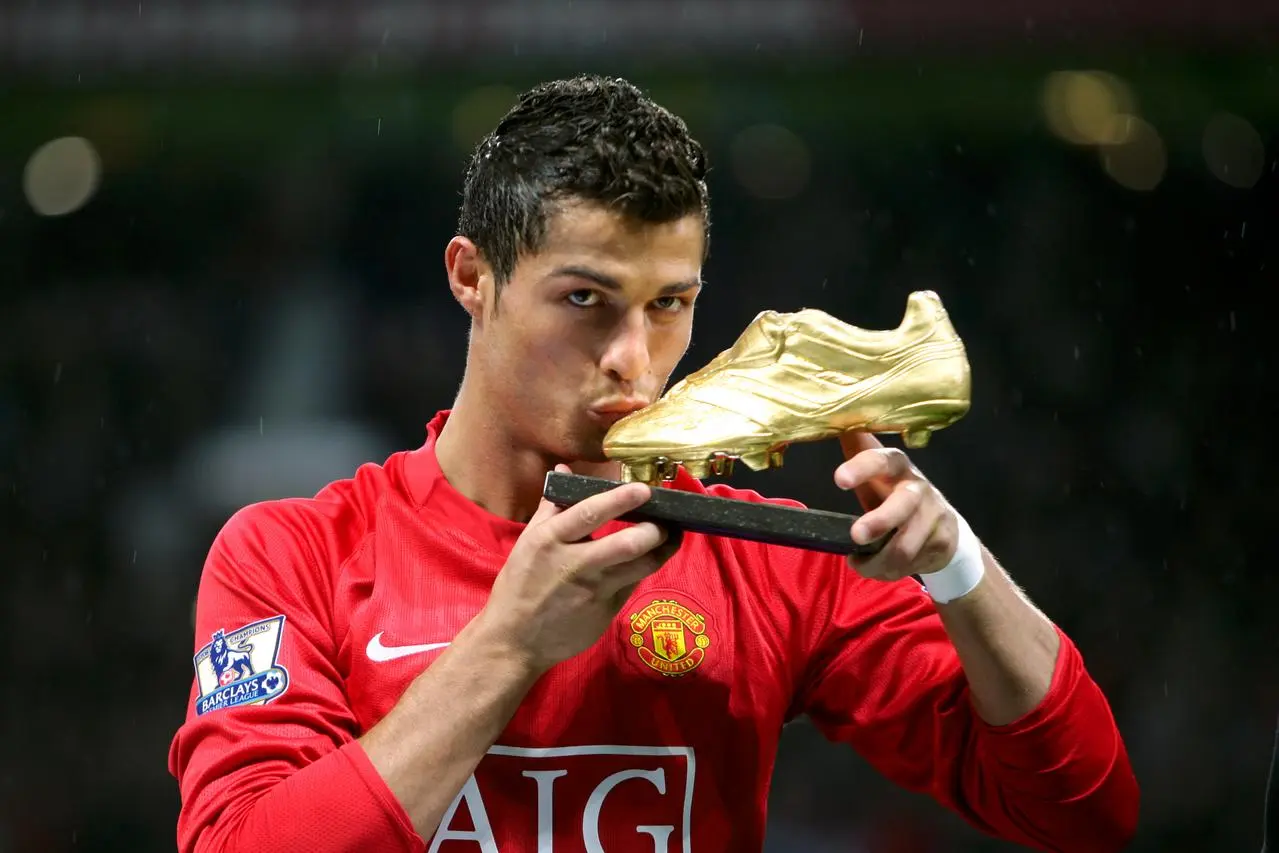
[920,513,985,604]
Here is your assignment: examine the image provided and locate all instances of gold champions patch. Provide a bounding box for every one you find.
[628,599,711,676]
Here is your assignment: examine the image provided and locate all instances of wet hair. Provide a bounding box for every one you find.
[457,74,710,288]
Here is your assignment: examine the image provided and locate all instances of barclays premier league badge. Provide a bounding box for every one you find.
[193,615,290,715]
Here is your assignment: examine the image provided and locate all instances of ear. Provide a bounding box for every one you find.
[445,236,492,321]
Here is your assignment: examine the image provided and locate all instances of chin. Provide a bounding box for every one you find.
[575,444,610,464]
[566,433,610,464]
[562,422,610,464]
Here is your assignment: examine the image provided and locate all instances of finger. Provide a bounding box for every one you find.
[838,429,884,461]
[546,481,652,543]
[651,525,684,563]
[885,511,942,569]
[863,511,944,579]
[599,552,669,600]
[851,480,924,544]
[835,446,914,494]
[837,433,887,508]
[576,521,669,572]
[597,528,683,598]
[848,512,930,579]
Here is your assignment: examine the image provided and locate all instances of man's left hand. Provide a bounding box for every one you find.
[835,430,959,580]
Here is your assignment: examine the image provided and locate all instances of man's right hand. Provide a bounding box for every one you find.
[472,464,682,672]
[359,463,681,838]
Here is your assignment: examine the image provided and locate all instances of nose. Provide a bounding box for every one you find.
[600,313,651,383]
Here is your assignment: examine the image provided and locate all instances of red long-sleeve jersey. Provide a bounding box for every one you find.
[169,411,1138,853]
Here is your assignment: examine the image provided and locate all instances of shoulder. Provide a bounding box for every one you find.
[207,452,412,585]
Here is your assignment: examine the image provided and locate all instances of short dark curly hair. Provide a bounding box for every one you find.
[457,75,711,288]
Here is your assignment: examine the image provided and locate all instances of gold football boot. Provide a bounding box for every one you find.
[603,290,971,484]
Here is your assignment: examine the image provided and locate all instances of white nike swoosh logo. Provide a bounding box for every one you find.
[366,632,452,662]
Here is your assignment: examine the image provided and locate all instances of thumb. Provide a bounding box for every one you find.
[839,429,884,461]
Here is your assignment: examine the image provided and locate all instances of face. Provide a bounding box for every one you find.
[447,201,705,463]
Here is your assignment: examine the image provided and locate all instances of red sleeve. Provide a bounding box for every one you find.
[793,565,1139,853]
[167,503,423,853]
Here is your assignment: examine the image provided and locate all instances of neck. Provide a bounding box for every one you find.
[434,376,621,523]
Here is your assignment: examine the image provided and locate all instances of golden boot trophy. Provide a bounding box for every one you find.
[543,291,971,556]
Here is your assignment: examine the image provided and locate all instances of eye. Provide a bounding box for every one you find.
[652,295,686,312]
[566,290,601,308]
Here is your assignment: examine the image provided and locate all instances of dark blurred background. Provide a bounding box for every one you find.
[1,2,1276,851]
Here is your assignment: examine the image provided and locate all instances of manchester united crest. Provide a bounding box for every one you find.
[628,599,711,677]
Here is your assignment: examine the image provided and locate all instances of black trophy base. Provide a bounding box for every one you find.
[542,471,890,557]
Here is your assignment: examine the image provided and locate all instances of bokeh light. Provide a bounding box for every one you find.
[1042,70,1136,146]
[1202,112,1265,189]
[1099,115,1167,191]
[730,123,811,200]
[23,136,102,217]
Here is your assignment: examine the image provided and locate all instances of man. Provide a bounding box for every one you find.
[170,75,1139,852]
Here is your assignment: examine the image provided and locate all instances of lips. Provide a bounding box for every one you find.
[589,399,649,425]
